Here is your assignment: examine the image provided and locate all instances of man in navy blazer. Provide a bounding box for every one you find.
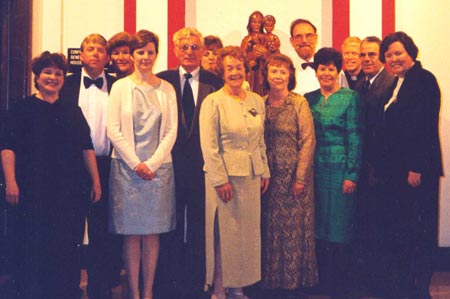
[59,33,121,299]
[156,27,223,299]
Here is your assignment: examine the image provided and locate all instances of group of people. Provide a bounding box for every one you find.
[0,15,442,299]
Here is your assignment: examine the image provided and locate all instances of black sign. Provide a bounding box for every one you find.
[68,48,82,73]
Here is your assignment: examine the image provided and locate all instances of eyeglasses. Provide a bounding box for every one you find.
[179,44,202,52]
[292,33,316,41]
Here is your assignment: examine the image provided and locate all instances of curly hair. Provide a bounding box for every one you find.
[216,46,249,78]
[31,51,68,90]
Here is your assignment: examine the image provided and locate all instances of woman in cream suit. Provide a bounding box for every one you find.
[200,46,270,299]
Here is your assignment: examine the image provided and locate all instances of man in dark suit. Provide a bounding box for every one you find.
[156,27,223,299]
[354,36,396,297]
[59,33,121,299]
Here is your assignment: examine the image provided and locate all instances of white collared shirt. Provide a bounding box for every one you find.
[179,66,200,106]
[290,52,320,96]
[78,68,110,156]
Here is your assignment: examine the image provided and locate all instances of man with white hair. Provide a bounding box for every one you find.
[157,27,223,299]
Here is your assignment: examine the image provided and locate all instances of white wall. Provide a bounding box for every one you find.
[192,0,324,60]
[394,0,450,246]
[32,0,450,246]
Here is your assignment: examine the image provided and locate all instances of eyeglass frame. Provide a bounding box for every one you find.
[291,33,317,42]
[178,43,203,52]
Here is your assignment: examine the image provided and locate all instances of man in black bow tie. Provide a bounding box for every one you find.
[288,19,320,95]
[60,33,121,299]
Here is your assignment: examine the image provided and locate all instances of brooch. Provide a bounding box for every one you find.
[248,108,258,117]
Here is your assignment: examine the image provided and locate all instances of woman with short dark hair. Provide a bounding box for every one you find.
[1,51,101,299]
[378,31,442,299]
[107,31,135,78]
[305,47,363,299]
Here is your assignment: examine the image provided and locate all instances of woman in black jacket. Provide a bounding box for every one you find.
[379,31,442,299]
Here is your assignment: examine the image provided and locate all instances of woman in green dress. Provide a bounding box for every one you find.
[304,47,363,299]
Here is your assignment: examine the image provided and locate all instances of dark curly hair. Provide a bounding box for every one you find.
[313,47,343,73]
[31,51,68,90]
[262,53,296,91]
[379,31,418,63]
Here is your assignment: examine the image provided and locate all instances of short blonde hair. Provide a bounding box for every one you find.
[173,27,204,46]
[341,36,361,49]
[80,33,108,52]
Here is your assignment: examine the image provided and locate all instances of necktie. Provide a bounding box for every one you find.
[83,76,104,89]
[301,62,314,70]
[362,80,371,93]
[183,73,195,128]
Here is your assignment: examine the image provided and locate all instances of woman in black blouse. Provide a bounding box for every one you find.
[1,51,101,299]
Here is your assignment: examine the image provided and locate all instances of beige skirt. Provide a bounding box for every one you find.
[204,173,262,289]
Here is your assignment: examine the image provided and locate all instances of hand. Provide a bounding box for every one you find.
[261,178,270,194]
[215,182,234,203]
[5,181,19,206]
[90,182,102,203]
[292,182,306,197]
[253,44,267,57]
[342,180,357,194]
[135,162,154,181]
[408,171,422,188]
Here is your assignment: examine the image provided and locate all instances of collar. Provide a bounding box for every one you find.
[82,68,106,81]
[179,66,200,81]
[366,67,385,84]
[294,55,314,71]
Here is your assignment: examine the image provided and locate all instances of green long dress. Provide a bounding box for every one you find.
[305,87,363,244]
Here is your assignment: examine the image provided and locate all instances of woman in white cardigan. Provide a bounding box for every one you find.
[107,30,177,299]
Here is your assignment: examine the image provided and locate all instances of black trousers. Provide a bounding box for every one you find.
[381,175,439,299]
[156,171,207,299]
[15,189,86,299]
[85,156,122,298]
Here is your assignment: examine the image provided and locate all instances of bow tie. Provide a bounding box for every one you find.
[301,62,314,70]
[83,76,104,89]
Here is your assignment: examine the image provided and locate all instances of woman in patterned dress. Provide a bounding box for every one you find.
[107,30,177,299]
[304,48,363,299]
[261,54,317,298]
[200,46,270,299]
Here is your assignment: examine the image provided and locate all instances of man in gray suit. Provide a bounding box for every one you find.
[354,36,396,297]
[156,27,223,299]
